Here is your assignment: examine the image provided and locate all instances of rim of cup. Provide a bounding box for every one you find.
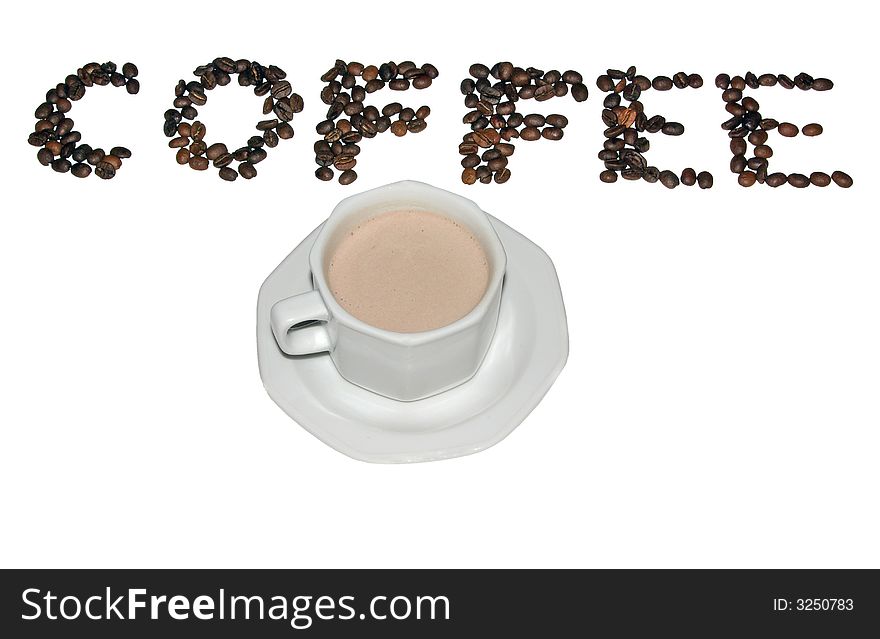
[308,180,507,345]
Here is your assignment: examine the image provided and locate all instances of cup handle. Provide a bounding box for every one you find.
[270,290,333,355]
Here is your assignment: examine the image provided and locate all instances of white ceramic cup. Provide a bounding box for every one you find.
[270,180,507,402]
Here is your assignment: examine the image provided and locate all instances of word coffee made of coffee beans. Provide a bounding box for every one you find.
[28,58,852,189]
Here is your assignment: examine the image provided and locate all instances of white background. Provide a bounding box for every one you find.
[1,0,877,568]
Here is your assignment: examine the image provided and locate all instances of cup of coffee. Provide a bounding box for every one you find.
[270,180,507,401]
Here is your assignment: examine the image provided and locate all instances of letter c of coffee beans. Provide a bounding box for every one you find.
[28,61,139,179]
[164,58,302,181]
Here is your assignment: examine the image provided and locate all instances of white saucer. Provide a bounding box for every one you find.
[257,215,568,463]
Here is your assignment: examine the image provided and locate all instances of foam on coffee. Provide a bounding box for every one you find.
[327,209,490,333]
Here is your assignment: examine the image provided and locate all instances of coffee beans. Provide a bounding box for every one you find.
[778,122,799,137]
[697,171,713,189]
[315,60,436,184]
[810,171,831,187]
[597,66,711,188]
[460,61,583,184]
[165,57,301,180]
[29,60,138,179]
[831,171,853,188]
[718,72,851,189]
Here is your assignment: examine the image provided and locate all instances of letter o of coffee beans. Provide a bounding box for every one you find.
[164,58,302,181]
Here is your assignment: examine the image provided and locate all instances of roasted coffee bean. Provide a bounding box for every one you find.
[469,63,490,79]
[738,171,757,187]
[257,119,278,131]
[730,155,747,174]
[50,158,70,173]
[754,144,773,158]
[722,116,742,131]
[542,127,563,141]
[274,100,294,121]
[742,112,762,131]
[622,83,641,101]
[831,171,853,188]
[599,169,618,183]
[778,122,798,137]
[661,122,684,136]
[758,73,777,86]
[742,97,760,112]
[673,72,689,89]
[86,148,105,165]
[333,154,355,171]
[777,74,795,89]
[688,74,703,88]
[176,148,190,164]
[715,73,731,89]
[338,169,357,185]
[681,167,697,186]
[745,72,759,89]
[810,171,831,187]
[95,161,116,179]
[205,143,228,160]
[802,123,823,136]
[390,120,407,136]
[461,154,480,168]
[748,130,768,146]
[730,76,745,91]
[623,128,638,146]
[168,136,189,149]
[645,115,665,133]
[747,157,766,171]
[652,76,673,91]
[603,93,620,109]
[238,162,257,179]
[794,72,813,90]
[545,114,568,128]
[571,83,589,102]
[407,119,427,133]
[766,172,787,187]
[461,167,477,185]
[722,88,742,103]
[315,166,334,181]
[697,171,713,189]
[276,122,294,139]
[101,155,122,170]
[596,75,614,92]
[640,166,658,183]
[659,170,679,189]
[416,105,431,119]
[190,121,206,140]
[110,146,131,159]
[812,78,833,91]
[71,162,91,178]
[730,138,747,156]
[263,130,279,147]
[602,109,617,127]
[216,166,236,181]
[787,173,809,188]
[521,127,541,141]
[604,124,627,139]
[36,147,54,166]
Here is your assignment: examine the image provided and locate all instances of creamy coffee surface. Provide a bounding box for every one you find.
[327,210,490,333]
